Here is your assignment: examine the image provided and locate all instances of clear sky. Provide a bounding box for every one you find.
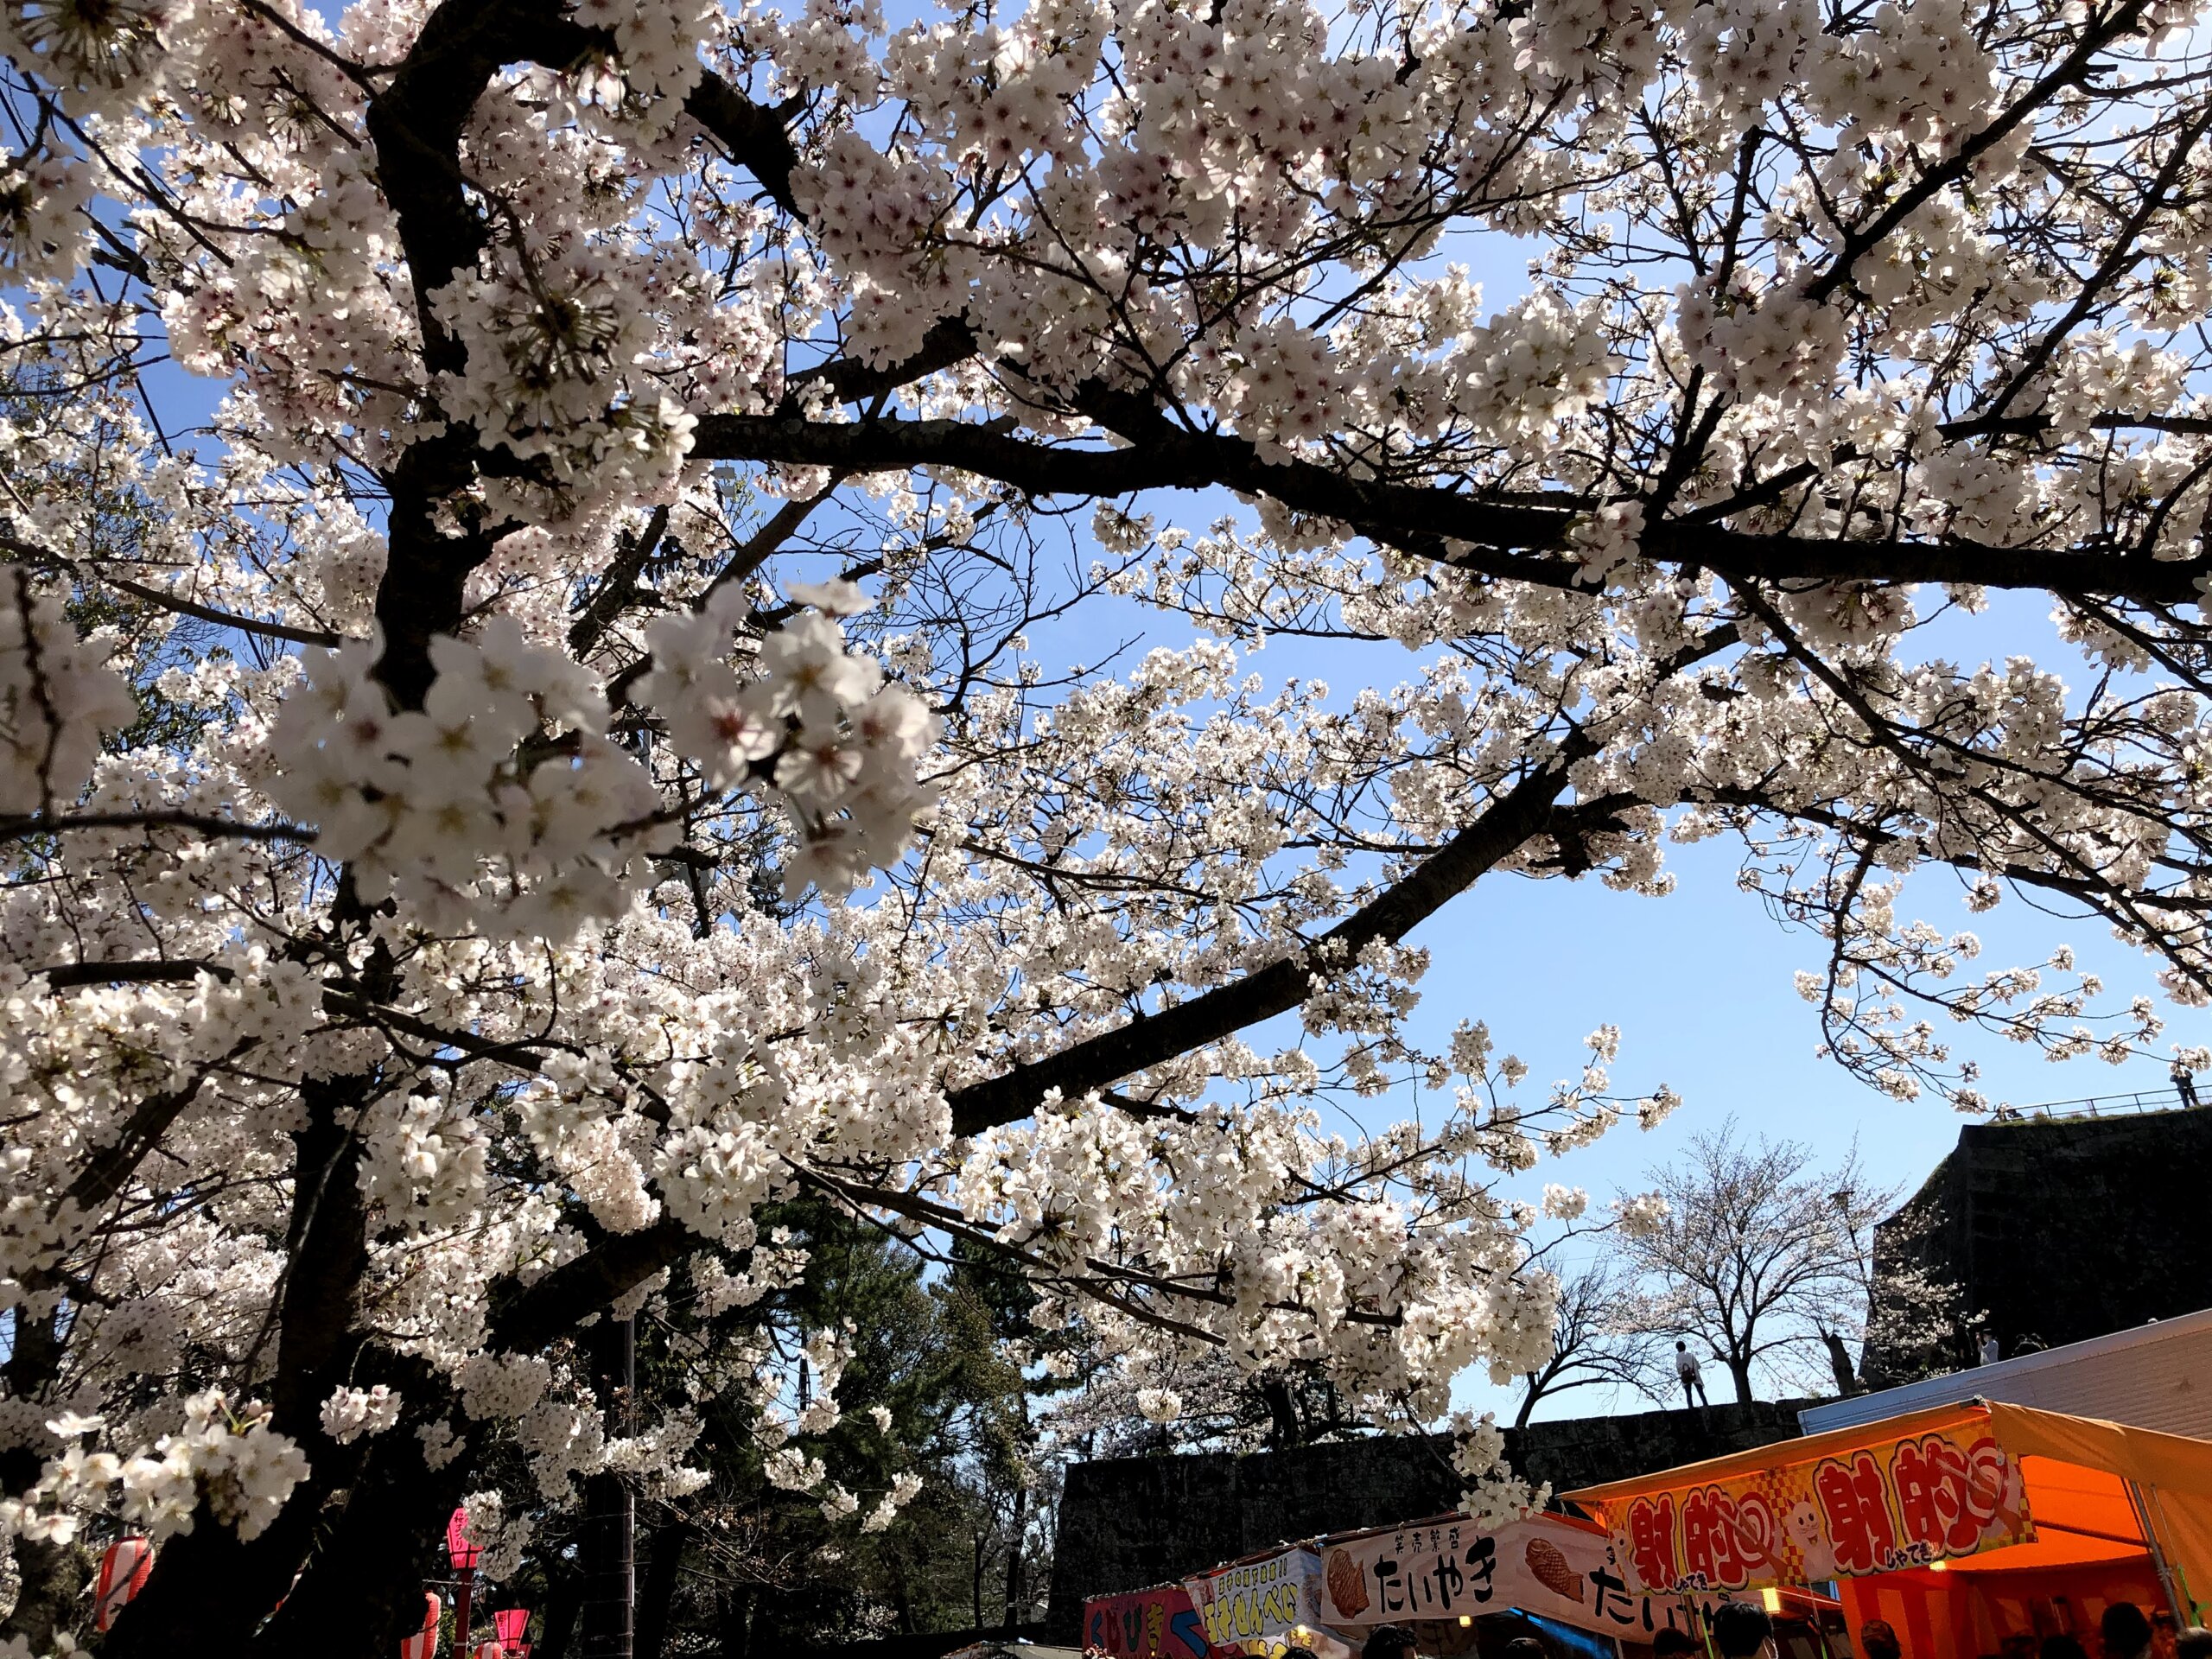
[1206,604,2201,1424]
[1223,584,2203,1423]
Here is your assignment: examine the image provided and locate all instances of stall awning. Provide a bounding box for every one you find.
[1557,1399,2212,1615]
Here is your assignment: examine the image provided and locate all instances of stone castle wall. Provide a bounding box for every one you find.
[1866,1102,2212,1381]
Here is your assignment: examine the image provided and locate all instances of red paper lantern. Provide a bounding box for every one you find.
[447,1507,482,1572]
[93,1536,153,1633]
[493,1609,530,1651]
[474,1641,505,1659]
[401,1592,442,1659]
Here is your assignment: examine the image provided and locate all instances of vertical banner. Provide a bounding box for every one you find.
[1084,1584,1214,1659]
[1184,1547,1338,1656]
[1604,1422,2033,1593]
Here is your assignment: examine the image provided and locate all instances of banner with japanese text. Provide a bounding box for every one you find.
[1604,1421,2034,1593]
[1316,1514,1722,1643]
[1183,1547,1346,1658]
[1083,1584,1214,1659]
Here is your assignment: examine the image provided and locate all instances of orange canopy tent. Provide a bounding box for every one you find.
[1560,1400,2212,1657]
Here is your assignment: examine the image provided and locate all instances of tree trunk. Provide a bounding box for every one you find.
[1001,1480,1028,1629]
[245,1365,475,1659]
[1515,1376,1540,1430]
[103,1496,321,1659]
[578,1316,637,1659]
[0,1306,70,1645]
[973,1531,987,1629]
[716,1585,754,1659]
[634,1520,690,1659]
[0,1306,66,1499]
[1,1537,86,1648]
[1729,1356,1755,1403]
[893,1578,917,1635]
[1261,1379,1301,1450]
[535,1573,587,1659]
[108,1074,388,1659]
[1822,1330,1859,1396]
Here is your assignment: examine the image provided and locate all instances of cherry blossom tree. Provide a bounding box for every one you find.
[1859,1260,1986,1389]
[1511,1258,1656,1427]
[1617,1128,1892,1402]
[1,0,2211,1649]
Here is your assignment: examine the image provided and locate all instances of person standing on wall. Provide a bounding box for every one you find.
[1675,1341,1711,1409]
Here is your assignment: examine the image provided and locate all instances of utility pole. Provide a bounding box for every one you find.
[577,1315,636,1659]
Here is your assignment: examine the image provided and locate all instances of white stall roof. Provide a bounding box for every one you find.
[1801,1306,2212,1438]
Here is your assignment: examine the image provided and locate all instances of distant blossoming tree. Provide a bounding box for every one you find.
[0,0,2208,1648]
[1619,1128,1893,1402]
[1511,1258,1656,1427]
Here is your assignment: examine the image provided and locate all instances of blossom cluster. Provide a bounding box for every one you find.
[0,578,136,817]
[264,621,668,938]
[640,587,940,898]
[11,1393,309,1548]
[319,1384,403,1446]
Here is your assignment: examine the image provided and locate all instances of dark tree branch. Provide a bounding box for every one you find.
[101,575,346,647]
[30,958,234,989]
[1801,0,2151,305]
[693,409,2212,605]
[0,810,312,843]
[942,763,1604,1136]
[569,504,672,658]
[683,73,805,215]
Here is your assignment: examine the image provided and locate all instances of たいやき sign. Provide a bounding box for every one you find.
[1317,1515,1719,1643]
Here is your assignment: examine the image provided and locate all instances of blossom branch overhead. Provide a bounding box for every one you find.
[0,0,2209,1644]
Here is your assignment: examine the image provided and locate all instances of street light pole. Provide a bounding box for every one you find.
[449,1508,485,1659]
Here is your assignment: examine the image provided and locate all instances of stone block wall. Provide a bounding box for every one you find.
[1866,1102,2212,1381]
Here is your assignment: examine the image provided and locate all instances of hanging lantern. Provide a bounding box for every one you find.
[474,1640,505,1659]
[401,1592,442,1659]
[447,1507,482,1572]
[493,1609,530,1653]
[93,1536,154,1633]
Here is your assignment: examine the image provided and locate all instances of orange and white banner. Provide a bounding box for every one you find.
[1604,1421,2035,1593]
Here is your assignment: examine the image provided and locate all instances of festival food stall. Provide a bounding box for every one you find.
[1082,1581,1217,1659]
[1086,1509,1815,1659]
[1558,1399,2212,1656]
[1182,1543,1356,1659]
[1311,1510,1727,1649]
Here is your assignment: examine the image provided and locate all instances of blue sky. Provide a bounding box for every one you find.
[1413,817,2187,1413]
[1223,610,2197,1421]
